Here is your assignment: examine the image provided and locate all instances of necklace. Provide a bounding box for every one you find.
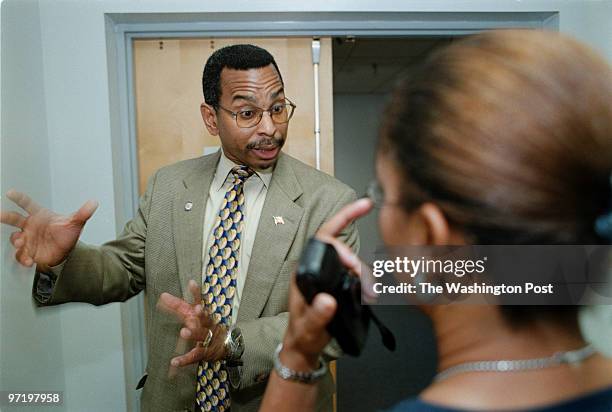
[434,344,596,382]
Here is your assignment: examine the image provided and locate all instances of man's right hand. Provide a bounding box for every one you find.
[1,189,98,270]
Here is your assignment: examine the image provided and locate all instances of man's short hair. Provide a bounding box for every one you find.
[202,44,284,108]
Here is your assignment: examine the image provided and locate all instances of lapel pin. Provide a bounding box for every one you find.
[273,216,285,225]
[184,201,193,211]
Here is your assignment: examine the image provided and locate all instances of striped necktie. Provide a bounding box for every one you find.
[196,165,254,412]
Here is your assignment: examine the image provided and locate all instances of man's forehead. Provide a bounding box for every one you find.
[219,65,282,93]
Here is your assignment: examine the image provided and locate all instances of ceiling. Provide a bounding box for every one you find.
[332,37,454,94]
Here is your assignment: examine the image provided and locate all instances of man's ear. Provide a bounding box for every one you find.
[418,202,451,245]
[201,103,219,136]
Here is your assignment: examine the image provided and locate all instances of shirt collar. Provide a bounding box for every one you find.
[212,149,273,191]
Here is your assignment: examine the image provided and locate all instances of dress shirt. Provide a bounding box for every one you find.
[202,150,272,323]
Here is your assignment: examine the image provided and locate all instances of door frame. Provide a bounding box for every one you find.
[104,11,558,410]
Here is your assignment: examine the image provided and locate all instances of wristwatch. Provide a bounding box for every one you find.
[224,326,244,389]
[224,325,245,362]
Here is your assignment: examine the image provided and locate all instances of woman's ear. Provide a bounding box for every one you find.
[201,103,219,136]
[418,202,451,245]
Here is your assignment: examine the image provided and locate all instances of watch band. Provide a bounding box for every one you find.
[273,343,327,384]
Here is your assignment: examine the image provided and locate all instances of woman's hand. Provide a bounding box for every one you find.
[260,198,373,412]
[280,198,374,369]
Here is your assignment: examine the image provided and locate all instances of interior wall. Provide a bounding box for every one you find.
[0,0,67,408]
[35,0,129,408]
[0,1,127,411]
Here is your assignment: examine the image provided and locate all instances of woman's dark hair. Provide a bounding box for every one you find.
[202,44,284,108]
[379,30,612,327]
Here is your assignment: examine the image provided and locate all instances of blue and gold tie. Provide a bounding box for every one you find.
[196,165,254,412]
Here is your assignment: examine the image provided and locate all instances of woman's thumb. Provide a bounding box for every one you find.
[306,293,337,329]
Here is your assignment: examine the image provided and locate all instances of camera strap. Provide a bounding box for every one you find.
[366,307,396,351]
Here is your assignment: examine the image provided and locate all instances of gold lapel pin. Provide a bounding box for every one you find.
[273,216,285,225]
[185,201,193,211]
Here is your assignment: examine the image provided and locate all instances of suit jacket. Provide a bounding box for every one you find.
[34,151,359,411]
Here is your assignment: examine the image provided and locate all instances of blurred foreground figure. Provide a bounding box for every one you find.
[261,30,612,412]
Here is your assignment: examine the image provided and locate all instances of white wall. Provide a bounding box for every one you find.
[1,1,610,410]
[1,0,68,409]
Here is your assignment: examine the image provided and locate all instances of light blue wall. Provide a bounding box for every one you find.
[1,1,610,411]
[0,1,67,410]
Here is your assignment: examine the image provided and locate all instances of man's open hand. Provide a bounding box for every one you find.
[1,189,98,269]
[157,279,228,367]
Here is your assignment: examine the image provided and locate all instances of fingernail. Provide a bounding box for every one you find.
[171,359,179,367]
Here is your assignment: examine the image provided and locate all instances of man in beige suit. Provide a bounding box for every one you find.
[1,45,358,411]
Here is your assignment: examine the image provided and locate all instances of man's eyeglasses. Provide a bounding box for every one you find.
[217,98,296,129]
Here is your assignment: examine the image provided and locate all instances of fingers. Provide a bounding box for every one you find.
[0,211,26,229]
[9,231,24,248]
[317,198,373,238]
[11,230,34,267]
[15,247,34,267]
[6,189,41,215]
[157,292,192,320]
[303,293,337,330]
[323,237,362,277]
[188,279,202,305]
[315,198,371,280]
[320,238,376,301]
[180,325,211,341]
[289,276,335,332]
[359,265,379,303]
[170,347,205,367]
[183,303,218,342]
[71,200,99,226]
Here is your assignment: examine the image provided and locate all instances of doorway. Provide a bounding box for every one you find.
[132,34,454,411]
[113,13,557,410]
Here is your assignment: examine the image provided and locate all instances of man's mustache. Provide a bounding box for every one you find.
[246,137,285,150]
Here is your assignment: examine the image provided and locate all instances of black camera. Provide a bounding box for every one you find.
[296,238,395,356]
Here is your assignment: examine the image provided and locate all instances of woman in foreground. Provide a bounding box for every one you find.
[261,30,612,411]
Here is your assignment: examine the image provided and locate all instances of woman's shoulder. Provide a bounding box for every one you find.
[384,386,612,412]
[383,398,464,412]
[534,386,612,412]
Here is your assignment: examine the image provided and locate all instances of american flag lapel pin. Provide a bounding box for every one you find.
[273,216,285,225]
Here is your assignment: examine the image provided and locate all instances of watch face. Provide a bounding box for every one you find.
[231,328,245,358]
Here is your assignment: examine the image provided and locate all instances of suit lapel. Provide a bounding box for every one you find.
[238,153,304,322]
[173,151,220,300]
